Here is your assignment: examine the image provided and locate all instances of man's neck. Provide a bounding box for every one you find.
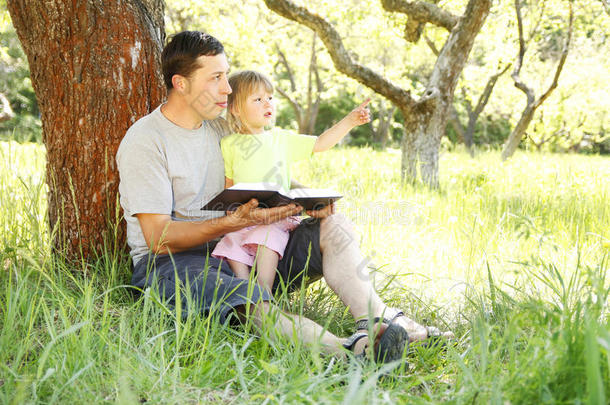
[161,95,204,130]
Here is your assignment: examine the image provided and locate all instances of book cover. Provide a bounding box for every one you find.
[202,183,342,211]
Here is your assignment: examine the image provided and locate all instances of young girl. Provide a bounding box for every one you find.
[211,70,370,292]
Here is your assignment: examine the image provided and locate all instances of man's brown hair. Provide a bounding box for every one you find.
[161,31,225,90]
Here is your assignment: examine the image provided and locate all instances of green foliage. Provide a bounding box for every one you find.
[2,142,609,402]
[0,18,41,143]
[2,0,610,153]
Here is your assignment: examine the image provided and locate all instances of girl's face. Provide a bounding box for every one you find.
[233,86,275,134]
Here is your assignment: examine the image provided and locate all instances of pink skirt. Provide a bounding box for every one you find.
[211,217,301,266]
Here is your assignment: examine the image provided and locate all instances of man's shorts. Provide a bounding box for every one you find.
[131,218,323,323]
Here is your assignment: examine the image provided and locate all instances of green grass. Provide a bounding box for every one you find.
[1,141,609,404]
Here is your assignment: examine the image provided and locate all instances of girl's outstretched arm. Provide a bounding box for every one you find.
[313,99,371,152]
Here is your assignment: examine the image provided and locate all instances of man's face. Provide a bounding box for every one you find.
[180,53,231,120]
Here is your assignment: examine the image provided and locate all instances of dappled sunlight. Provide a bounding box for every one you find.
[2,141,609,403]
[3,141,607,309]
[294,147,610,309]
[0,141,49,260]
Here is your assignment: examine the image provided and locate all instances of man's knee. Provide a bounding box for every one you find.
[319,213,357,254]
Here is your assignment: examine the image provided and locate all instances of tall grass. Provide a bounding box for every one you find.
[1,141,608,403]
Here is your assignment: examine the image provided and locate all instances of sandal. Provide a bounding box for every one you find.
[363,309,447,349]
[343,318,409,363]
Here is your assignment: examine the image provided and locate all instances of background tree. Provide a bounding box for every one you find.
[0,92,14,122]
[274,33,324,135]
[264,0,493,188]
[501,0,574,160]
[0,9,41,142]
[6,0,165,261]
[424,33,510,157]
[370,99,397,150]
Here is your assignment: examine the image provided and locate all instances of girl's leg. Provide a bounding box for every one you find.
[228,259,251,280]
[252,245,279,293]
[213,229,255,279]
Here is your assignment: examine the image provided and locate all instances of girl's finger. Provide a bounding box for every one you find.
[358,98,371,109]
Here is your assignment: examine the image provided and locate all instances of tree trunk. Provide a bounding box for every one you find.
[372,101,395,149]
[501,0,572,161]
[501,103,535,160]
[400,110,419,184]
[402,105,446,188]
[410,0,491,187]
[7,0,165,262]
[264,0,491,188]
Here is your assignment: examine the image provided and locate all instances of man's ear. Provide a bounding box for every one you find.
[171,74,188,92]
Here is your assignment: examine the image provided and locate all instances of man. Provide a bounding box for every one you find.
[117,31,449,363]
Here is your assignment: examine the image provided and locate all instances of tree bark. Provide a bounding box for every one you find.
[7,0,165,262]
[264,0,491,188]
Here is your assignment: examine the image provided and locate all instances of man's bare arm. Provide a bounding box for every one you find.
[137,199,302,255]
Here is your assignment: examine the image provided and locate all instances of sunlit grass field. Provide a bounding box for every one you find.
[1,140,609,404]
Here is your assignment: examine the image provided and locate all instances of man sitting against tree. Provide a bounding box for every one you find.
[116,30,451,363]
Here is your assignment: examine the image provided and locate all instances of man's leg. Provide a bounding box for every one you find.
[319,214,452,342]
[238,301,362,356]
[135,250,366,355]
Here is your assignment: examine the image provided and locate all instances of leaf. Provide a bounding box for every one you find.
[259,359,280,375]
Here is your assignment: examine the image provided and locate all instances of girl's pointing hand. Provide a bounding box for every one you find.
[346,99,371,127]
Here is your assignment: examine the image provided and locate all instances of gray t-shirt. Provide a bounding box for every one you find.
[116,105,227,265]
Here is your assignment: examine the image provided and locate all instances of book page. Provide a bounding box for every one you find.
[286,188,342,199]
[229,182,286,193]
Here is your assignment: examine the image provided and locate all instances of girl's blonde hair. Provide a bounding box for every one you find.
[227,70,274,133]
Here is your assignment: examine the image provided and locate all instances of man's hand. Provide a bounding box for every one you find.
[227,198,303,227]
[306,203,335,219]
[136,200,301,255]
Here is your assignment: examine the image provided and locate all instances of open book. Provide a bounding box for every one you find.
[202,183,342,211]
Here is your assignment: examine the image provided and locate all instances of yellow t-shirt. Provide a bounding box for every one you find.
[221,128,317,191]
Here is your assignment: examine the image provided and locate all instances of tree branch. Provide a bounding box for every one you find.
[275,86,303,125]
[306,33,316,116]
[310,34,323,134]
[274,44,304,124]
[473,63,511,117]
[502,1,574,160]
[427,0,493,102]
[423,33,440,55]
[527,0,547,43]
[275,45,297,92]
[264,0,414,108]
[380,0,458,32]
[534,1,573,108]
[511,0,535,105]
